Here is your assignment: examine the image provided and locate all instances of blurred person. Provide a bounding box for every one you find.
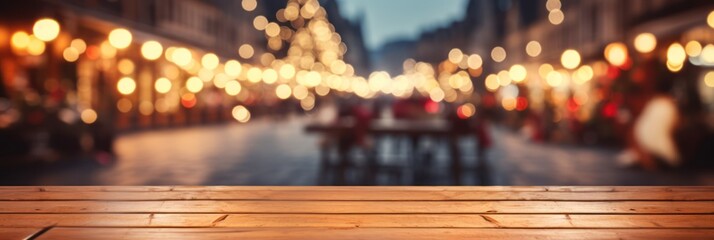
[618,61,681,168]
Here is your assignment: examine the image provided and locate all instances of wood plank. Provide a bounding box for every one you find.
[1,200,712,214]
[1,213,714,228]
[0,227,42,240]
[1,191,714,201]
[37,228,714,240]
[2,186,714,193]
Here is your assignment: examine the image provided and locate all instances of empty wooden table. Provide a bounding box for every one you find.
[1,186,714,239]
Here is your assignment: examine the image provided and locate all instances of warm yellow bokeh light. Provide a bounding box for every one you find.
[63,47,79,62]
[604,42,628,67]
[117,98,133,113]
[502,97,517,111]
[526,41,542,57]
[330,60,347,75]
[11,31,30,49]
[548,9,564,25]
[232,105,251,123]
[80,109,98,124]
[262,69,278,84]
[117,77,137,95]
[546,71,563,87]
[71,39,87,54]
[561,49,581,70]
[100,41,116,59]
[276,84,292,99]
[708,11,714,28]
[118,59,135,75]
[186,77,204,93]
[27,36,46,56]
[497,70,512,86]
[666,60,683,72]
[448,48,464,64]
[33,18,60,42]
[667,43,686,66]
[225,80,242,96]
[704,71,714,88]
[242,0,257,12]
[509,64,527,83]
[253,16,268,30]
[280,64,296,79]
[108,28,132,49]
[141,41,163,60]
[459,103,476,118]
[202,53,219,70]
[545,0,561,11]
[238,44,254,59]
[247,67,263,83]
[491,46,506,62]
[171,47,192,66]
[701,44,714,64]
[633,33,657,54]
[575,65,594,82]
[467,54,483,69]
[154,78,172,94]
[225,60,242,77]
[538,64,553,79]
[686,41,702,57]
[265,22,280,37]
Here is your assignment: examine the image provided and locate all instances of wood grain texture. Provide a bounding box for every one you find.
[1,200,712,213]
[0,227,41,240]
[0,186,712,239]
[37,228,714,240]
[1,213,714,228]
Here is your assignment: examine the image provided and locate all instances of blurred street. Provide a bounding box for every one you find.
[2,114,712,186]
[2,0,714,186]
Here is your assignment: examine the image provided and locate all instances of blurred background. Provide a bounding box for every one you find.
[0,0,714,186]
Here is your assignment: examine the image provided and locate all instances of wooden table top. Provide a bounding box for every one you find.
[1,186,714,239]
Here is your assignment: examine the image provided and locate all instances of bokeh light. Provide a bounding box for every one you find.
[467,54,483,69]
[491,46,506,62]
[80,109,97,124]
[238,44,254,59]
[633,33,656,54]
[705,71,714,88]
[62,47,79,62]
[117,77,137,95]
[561,49,581,70]
[117,59,135,75]
[526,41,542,57]
[509,64,527,83]
[70,39,87,54]
[242,0,257,12]
[141,41,163,60]
[232,105,251,123]
[686,41,702,57]
[108,28,132,49]
[202,53,219,70]
[186,77,204,93]
[11,31,30,50]
[171,47,192,66]
[276,84,292,99]
[225,60,242,77]
[448,48,464,64]
[604,42,628,67]
[154,78,172,94]
[32,18,60,42]
[548,9,564,25]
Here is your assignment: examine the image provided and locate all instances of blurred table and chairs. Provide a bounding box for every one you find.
[305,117,490,185]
